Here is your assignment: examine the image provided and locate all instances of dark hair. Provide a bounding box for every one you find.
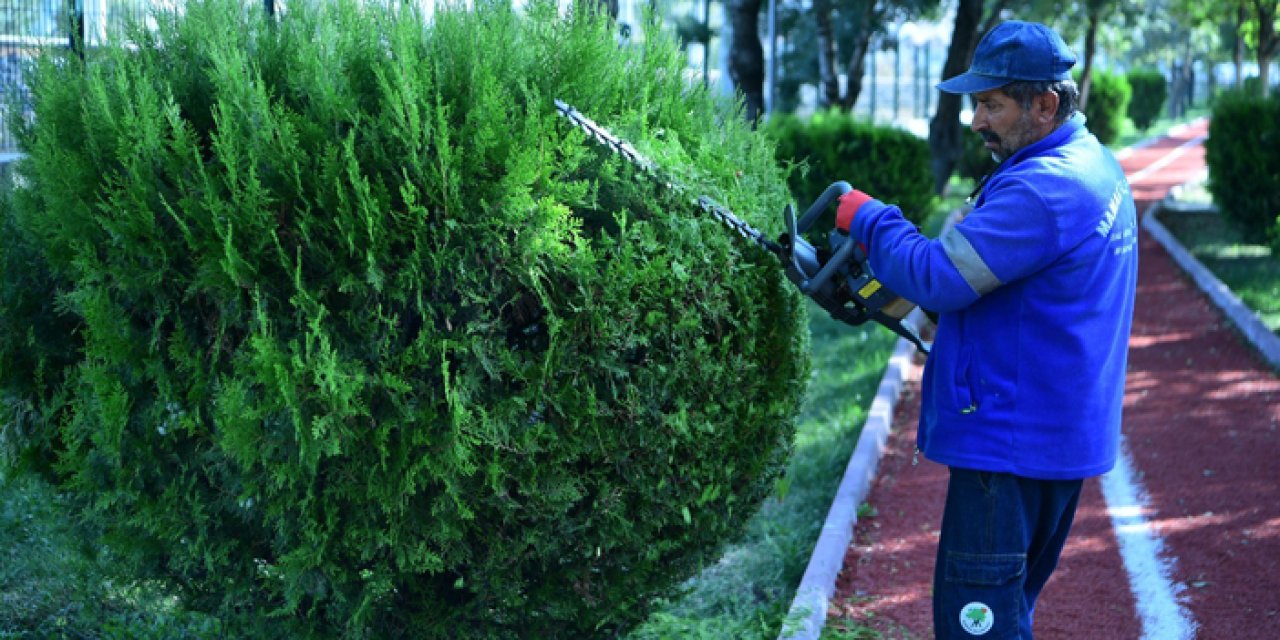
[1002,79,1079,123]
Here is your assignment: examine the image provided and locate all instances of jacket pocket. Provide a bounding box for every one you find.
[945,551,1025,586]
[954,345,980,414]
[940,552,1026,638]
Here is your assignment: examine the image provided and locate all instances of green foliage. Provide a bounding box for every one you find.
[631,303,898,639]
[1205,90,1280,249]
[763,111,936,227]
[0,472,226,638]
[956,127,997,182]
[1125,68,1168,132]
[1079,68,1131,146]
[0,1,810,637]
[1241,76,1276,98]
[1158,209,1280,334]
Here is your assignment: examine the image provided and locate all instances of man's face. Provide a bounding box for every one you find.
[970,88,1039,162]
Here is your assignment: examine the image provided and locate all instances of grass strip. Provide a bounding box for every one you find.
[1156,209,1280,333]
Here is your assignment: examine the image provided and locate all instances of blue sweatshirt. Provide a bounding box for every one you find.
[848,114,1138,480]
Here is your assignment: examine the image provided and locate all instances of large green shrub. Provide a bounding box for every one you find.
[1126,68,1168,132]
[764,110,935,226]
[0,1,811,637]
[1079,68,1131,146]
[1205,90,1280,248]
[956,126,998,183]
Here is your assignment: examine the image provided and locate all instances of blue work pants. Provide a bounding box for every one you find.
[933,467,1083,639]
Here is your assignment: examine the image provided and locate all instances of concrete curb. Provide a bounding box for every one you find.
[1143,202,1280,372]
[778,309,926,640]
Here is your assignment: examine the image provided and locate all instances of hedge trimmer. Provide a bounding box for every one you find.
[553,99,928,354]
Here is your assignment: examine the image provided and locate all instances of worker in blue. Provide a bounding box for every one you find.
[834,20,1139,639]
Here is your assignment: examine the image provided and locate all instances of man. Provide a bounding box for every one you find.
[834,21,1138,639]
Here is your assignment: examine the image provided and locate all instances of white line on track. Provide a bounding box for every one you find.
[1099,439,1198,639]
[1124,130,1208,186]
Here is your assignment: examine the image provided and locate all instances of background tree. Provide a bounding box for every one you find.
[1112,0,1224,116]
[727,0,766,122]
[772,0,937,112]
[773,0,819,112]
[1232,4,1249,88]
[816,0,841,106]
[926,0,1003,194]
[1074,0,1121,109]
[1204,0,1278,95]
[1249,0,1278,93]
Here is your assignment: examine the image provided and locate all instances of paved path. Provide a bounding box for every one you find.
[828,120,1280,639]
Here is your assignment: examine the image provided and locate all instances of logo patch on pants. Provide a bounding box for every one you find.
[960,602,994,635]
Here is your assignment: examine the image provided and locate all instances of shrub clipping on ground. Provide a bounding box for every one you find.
[0,1,811,637]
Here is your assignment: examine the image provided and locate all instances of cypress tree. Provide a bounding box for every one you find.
[0,1,810,636]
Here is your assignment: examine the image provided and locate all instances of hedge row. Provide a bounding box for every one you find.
[1080,68,1131,146]
[1126,68,1168,132]
[1205,90,1280,250]
[764,111,935,226]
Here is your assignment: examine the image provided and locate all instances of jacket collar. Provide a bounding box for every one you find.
[969,113,1087,206]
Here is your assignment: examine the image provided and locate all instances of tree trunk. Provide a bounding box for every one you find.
[1236,5,1247,88]
[927,0,985,195]
[1078,12,1099,110]
[839,36,871,110]
[728,0,766,124]
[1255,0,1277,95]
[1181,37,1195,113]
[815,0,840,108]
[1168,55,1182,118]
[838,1,878,110]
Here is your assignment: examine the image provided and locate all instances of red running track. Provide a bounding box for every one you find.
[830,119,1280,639]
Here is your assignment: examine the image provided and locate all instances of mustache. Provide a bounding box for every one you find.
[980,131,1001,145]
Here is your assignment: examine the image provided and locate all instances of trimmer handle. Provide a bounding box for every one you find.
[795,181,852,234]
[783,181,856,295]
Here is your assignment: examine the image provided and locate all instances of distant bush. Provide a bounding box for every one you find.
[956,127,998,182]
[1126,68,1168,132]
[764,110,935,226]
[1079,68,1131,146]
[1240,76,1277,98]
[1205,90,1280,249]
[0,0,810,637]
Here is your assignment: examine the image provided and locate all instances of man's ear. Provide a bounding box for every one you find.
[1034,91,1061,124]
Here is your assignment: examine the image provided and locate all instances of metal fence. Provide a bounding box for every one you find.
[0,1,174,156]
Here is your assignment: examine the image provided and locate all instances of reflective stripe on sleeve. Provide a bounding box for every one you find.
[941,227,1002,295]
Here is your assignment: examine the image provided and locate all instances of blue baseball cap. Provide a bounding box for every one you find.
[936,21,1077,94]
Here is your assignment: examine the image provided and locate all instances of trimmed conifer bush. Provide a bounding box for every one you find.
[1205,90,1280,248]
[956,127,997,182]
[1126,68,1168,132]
[1079,68,1131,146]
[763,110,935,226]
[0,1,810,637]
